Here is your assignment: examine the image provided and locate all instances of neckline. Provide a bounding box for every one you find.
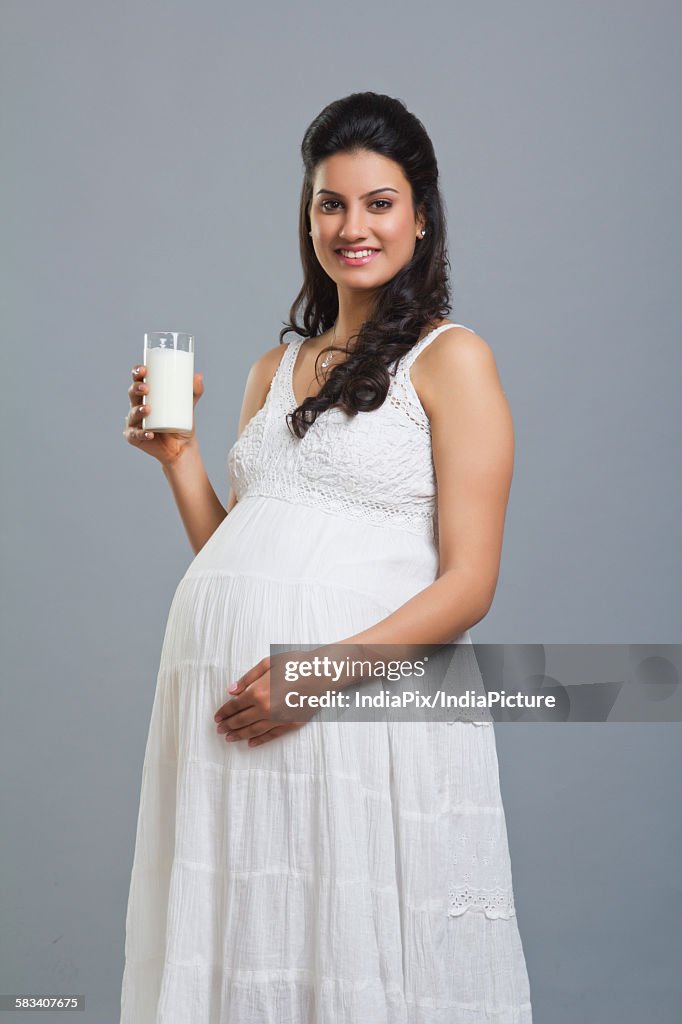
[286,322,468,411]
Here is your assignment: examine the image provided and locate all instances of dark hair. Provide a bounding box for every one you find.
[280,91,453,438]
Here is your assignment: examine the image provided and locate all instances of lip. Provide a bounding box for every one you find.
[335,248,381,266]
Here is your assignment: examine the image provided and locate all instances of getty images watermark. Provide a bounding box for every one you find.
[261,643,682,724]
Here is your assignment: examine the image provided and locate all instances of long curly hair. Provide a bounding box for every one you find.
[280,91,453,439]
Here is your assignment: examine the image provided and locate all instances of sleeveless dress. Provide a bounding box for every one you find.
[120,323,533,1024]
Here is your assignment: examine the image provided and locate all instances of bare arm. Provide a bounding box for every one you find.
[162,444,228,555]
[166,343,288,554]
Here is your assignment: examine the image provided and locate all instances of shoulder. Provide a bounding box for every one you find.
[252,340,291,375]
[246,340,293,403]
[416,320,495,368]
[410,321,501,417]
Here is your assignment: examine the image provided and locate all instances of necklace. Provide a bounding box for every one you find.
[319,323,338,370]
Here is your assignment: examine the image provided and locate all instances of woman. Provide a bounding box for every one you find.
[120,91,533,1023]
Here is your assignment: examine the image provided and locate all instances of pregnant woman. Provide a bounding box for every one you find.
[120,91,533,1023]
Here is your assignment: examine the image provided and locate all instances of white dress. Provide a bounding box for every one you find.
[120,323,533,1023]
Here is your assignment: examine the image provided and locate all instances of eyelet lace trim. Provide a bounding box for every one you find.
[448,883,517,919]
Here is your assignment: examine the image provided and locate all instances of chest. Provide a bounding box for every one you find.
[227,366,437,532]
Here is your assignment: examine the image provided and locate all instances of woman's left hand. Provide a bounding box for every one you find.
[213,650,315,748]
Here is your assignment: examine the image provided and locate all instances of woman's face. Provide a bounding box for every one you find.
[308,149,425,291]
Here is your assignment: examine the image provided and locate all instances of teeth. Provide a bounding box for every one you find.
[338,249,377,259]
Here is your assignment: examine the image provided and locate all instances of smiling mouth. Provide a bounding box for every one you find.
[335,248,381,264]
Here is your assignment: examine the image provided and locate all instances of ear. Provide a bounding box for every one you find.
[416,205,427,236]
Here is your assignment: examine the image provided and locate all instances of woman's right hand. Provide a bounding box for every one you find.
[123,364,204,467]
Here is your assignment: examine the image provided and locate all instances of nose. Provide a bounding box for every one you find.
[339,206,368,242]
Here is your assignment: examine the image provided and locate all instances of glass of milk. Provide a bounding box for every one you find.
[141,331,195,434]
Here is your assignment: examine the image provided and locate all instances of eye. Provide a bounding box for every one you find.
[319,199,393,211]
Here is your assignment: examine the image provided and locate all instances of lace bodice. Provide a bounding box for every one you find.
[227,323,475,540]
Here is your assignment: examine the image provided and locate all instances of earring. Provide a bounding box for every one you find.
[419,229,426,238]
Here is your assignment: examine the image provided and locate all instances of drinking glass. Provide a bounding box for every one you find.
[142,331,195,434]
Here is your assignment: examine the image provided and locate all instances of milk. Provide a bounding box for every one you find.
[142,345,194,434]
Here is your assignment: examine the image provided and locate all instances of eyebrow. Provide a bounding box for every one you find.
[315,187,399,199]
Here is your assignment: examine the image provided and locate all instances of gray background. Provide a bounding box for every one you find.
[1,0,680,1021]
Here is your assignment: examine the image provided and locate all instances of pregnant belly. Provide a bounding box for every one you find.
[181,492,439,610]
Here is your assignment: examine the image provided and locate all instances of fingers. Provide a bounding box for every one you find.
[214,658,273,742]
[220,720,288,746]
[230,720,276,742]
[245,725,287,747]
[123,365,154,443]
[124,403,152,437]
[123,411,154,443]
[243,723,305,748]
[216,708,253,732]
[128,365,148,407]
[216,699,264,733]
[215,682,270,739]
[214,693,251,720]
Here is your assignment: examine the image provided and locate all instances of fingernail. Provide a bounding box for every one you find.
[228,684,238,693]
